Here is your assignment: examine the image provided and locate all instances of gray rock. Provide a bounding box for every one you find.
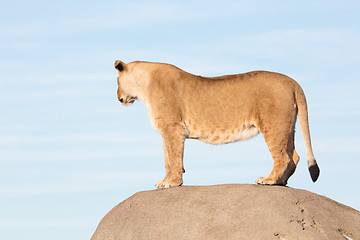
[91,184,360,240]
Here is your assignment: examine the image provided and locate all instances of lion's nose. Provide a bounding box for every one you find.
[119,98,124,103]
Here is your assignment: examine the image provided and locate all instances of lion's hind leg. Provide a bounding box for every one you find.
[284,130,301,181]
[256,115,298,186]
[256,147,293,186]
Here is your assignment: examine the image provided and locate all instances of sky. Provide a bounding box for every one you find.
[1,0,360,239]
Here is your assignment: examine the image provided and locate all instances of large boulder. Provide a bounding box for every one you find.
[91,184,360,240]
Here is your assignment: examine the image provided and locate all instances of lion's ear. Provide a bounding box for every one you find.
[115,60,126,72]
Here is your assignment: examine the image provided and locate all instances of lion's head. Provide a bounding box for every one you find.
[115,60,137,106]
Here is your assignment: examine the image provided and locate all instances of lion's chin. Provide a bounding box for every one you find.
[126,100,135,105]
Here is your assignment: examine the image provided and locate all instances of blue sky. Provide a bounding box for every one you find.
[1,0,360,239]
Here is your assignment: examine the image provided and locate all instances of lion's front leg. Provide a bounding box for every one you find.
[156,124,185,189]
[155,138,171,188]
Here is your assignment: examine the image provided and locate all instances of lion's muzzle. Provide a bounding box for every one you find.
[118,95,136,105]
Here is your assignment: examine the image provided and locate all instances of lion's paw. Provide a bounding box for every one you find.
[155,178,182,189]
[155,179,168,189]
[256,177,287,186]
[256,177,275,185]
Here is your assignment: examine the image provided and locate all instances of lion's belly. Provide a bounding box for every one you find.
[185,120,260,145]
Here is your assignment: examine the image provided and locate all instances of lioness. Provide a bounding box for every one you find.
[115,60,320,188]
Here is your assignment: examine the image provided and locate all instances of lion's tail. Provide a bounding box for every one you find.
[294,84,320,182]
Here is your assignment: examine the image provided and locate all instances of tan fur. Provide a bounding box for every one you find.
[115,60,320,188]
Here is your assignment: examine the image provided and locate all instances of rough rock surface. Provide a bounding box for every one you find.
[91,184,360,240]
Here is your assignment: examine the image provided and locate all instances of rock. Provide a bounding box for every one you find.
[91,184,360,240]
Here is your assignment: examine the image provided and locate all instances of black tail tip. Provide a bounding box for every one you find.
[309,164,320,182]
